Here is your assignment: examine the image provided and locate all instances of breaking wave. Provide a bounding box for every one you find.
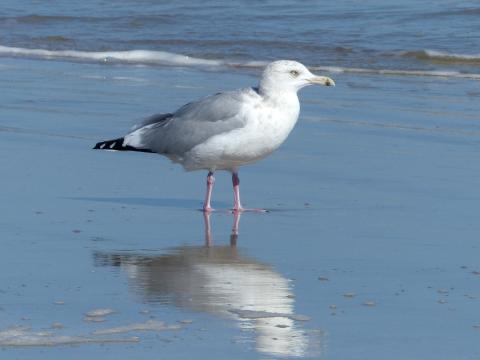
[0,45,225,67]
[311,65,480,80]
[402,50,480,65]
[0,45,479,80]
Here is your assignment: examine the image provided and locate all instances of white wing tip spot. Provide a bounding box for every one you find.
[109,142,116,149]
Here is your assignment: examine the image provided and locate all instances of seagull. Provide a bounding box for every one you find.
[93,60,335,212]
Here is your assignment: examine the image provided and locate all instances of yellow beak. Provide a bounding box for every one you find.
[308,76,335,86]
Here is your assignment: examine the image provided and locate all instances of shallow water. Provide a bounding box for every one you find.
[1,55,479,359]
[1,1,480,358]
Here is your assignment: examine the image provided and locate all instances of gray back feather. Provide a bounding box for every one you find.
[130,113,173,132]
[126,88,259,155]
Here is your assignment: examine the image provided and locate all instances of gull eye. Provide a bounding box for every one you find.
[290,70,300,77]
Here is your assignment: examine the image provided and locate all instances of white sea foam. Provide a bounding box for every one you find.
[0,326,139,347]
[230,309,310,321]
[0,320,184,347]
[0,44,479,80]
[402,49,480,62]
[92,320,182,335]
[425,50,480,60]
[0,45,223,67]
[85,308,116,317]
[311,65,480,80]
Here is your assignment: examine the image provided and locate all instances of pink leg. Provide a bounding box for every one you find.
[203,171,215,212]
[232,172,243,212]
[232,172,268,213]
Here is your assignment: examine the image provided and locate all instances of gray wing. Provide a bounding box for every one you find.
[130,113,173,132]
[124,88,258,155]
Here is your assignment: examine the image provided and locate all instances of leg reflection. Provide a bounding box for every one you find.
[203,211,242,247]
[203,211,213,247]
[230,211,241,246]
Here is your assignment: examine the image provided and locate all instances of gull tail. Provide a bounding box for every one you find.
[93,137,153,153]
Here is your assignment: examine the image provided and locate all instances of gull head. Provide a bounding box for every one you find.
[259,60,335,95]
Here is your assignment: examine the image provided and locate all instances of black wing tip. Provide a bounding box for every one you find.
[93,137,154,153]
[93,142,104,149]
[93,137,124,150]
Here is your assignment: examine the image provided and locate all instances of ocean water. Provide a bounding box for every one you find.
[1,1,480,360]
[1,0,480,78]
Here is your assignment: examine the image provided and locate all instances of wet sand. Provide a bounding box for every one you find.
[1,57,479,359]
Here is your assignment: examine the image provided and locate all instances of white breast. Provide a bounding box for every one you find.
[184,93,300,171]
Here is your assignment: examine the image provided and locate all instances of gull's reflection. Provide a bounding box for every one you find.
[93,213,323,357]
